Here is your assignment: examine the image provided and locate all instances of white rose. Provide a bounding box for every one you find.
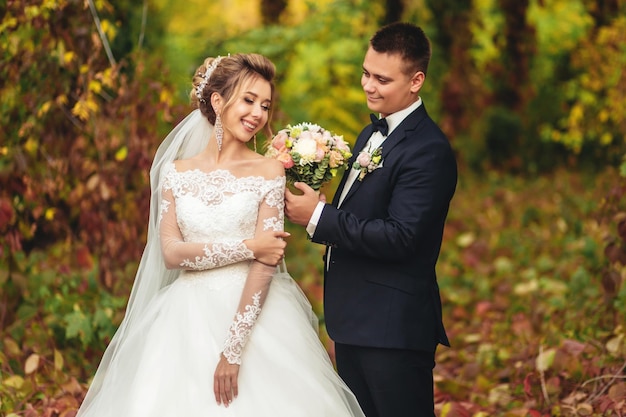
[293,137,318,164]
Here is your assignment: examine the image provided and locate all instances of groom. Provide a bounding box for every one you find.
[285,22,457,417]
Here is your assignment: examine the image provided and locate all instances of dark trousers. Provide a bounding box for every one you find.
[334,343,436,417]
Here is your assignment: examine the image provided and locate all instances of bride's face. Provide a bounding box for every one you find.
[222,76,272,144]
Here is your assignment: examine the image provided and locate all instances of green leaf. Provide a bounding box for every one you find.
[64,310,93,347]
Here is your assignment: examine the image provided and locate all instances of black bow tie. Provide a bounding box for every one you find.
[370,113,388,136]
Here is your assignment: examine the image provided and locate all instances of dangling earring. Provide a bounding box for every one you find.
[253,134,257,153]
[215,113,223,151]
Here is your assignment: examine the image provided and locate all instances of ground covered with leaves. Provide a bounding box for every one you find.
[1,168,625,416]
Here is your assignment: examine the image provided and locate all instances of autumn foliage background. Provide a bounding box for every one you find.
[1,0,626,416]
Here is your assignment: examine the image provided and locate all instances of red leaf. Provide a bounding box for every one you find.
[0,198,14,229]
[524,373,534,398]
[75,245,93,269]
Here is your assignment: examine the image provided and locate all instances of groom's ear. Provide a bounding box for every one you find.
[409,71,425,93]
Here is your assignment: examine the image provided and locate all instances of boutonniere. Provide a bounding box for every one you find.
[352,146,383,181]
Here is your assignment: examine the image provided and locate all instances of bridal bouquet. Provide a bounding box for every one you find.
[265,122,352,190]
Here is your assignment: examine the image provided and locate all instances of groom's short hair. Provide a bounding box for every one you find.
[370,22,431,77]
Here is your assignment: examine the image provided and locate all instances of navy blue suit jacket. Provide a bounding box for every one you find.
[312,104,457,352]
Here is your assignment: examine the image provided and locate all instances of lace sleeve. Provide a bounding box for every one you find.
[159,185,254,270]
[222,180,284,364]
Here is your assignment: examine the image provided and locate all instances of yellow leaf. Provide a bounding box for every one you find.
[488,384,512,406]
[86,95,100,113]
[23,137,38,155]
[456,232,475,248]
[89,80,102,94]
[514,279,539,295]
[598,109,609,123]
[463,333,482,344]
[606,334,624,355]
[38,100,52,117]
[115,146,128,161]
[56,94,68,105]
[54,349,64,371]
[3,337,20,356]
[45,207,56,221]
[43,0,59,10]
[2,375,25,389]
[0,16,18,32]
[536,347,556,372]
[25,6,40,19]
[101,19,117,40]
[600,132,613,145]
[80,64,89,74]
[101,68,116,88]
[63,51,75,65]
[160,89,174,106]
[440,402,451,417]
[24,353,40,374]
[72,100,90,121]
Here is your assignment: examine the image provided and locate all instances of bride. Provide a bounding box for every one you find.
[75,53,365,417]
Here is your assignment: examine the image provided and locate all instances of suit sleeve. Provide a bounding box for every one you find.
[313,139,456,261]
[221,180,285,365]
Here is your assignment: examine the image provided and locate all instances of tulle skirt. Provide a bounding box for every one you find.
[77,263,364,417]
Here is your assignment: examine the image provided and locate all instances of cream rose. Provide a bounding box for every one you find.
[292,137,318,164]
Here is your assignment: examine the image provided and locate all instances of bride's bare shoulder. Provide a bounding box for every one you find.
[250,155,284,179]
[172,158,203,173]
[235,150,283,179]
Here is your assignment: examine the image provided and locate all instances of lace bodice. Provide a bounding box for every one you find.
[159,162,286,365]
[162,165,283,243]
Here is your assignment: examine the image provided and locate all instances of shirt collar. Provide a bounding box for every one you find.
[378,97,422,136]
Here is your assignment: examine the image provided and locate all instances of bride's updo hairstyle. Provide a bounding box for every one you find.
[191,53,276,136]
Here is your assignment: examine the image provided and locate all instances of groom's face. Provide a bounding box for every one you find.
[361,47,422,118]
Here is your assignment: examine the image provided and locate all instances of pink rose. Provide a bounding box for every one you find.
[276,152,294,169]
[356,151,371,167]
[315,147,326,162]
[272,132,288,150]
[334,136,350,152]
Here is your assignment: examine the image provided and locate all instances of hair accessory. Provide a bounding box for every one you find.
[195,55,225,102]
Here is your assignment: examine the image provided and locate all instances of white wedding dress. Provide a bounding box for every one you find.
[76,162,364,417]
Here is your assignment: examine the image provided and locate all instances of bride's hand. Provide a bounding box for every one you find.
[214,354,240,407]
[245,230,290,266]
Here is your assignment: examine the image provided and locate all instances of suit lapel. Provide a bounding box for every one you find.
[332,127,375,206]
[333,105,428,207]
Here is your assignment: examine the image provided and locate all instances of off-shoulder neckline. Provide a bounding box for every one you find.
[165,161,284,183]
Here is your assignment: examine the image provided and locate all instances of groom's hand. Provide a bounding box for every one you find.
[285,182,325,226]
